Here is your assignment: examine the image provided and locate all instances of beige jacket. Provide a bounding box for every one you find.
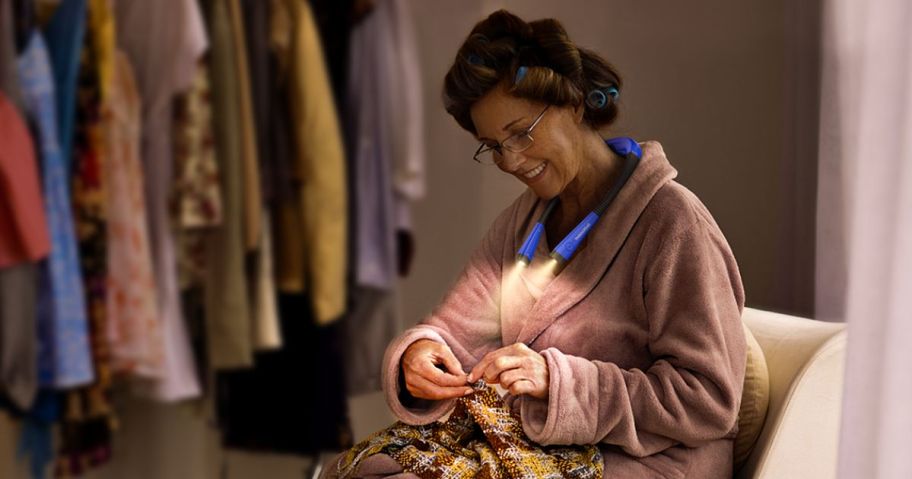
[272,0,347,325]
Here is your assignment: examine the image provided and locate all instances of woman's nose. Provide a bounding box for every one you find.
[497,149,525,172]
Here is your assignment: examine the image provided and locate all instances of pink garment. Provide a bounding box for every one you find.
[104,51,163,378]
[0,91,50,267]
[380,141,747,478]
[114,0,208,400]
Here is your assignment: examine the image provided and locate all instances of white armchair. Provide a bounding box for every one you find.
[736,308,847,479]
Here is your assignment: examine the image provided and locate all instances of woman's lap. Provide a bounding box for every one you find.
[319,451,419,479]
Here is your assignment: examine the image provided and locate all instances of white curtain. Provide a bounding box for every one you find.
[817,0,912,477]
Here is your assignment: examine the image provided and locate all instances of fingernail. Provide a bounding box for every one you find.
[466,374,474,382]
[464,389,473,396]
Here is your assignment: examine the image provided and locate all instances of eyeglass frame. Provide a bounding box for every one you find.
[473,105,550,165]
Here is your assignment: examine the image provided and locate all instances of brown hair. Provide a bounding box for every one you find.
[443,10,623,136]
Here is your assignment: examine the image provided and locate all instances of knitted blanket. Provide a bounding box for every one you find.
[336,381,603,479]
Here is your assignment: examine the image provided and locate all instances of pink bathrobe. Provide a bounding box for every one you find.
[335,140,746,478]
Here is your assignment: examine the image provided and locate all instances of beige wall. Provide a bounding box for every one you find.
[0,1,819,477]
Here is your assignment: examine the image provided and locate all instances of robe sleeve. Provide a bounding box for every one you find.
[382,211,506,425]
[518,219,747,457]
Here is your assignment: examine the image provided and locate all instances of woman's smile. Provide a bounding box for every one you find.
[519,160,548,183]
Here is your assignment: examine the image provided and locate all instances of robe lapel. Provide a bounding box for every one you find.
[508,141,678,346]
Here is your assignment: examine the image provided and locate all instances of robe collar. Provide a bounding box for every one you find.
[502,141,678,346]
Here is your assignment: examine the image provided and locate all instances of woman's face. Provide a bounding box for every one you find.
[470,84,586,199]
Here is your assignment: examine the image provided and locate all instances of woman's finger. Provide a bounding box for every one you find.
[468,347,513,382]
[497,368,529,389]
[482,355,524,384]
[437,347,467,378]
[419,360,467,387]
[507,379,536,397]
[406,371,473,400]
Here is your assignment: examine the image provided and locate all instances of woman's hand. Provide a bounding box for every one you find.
[401,339,473,400]
[468,343,549,399]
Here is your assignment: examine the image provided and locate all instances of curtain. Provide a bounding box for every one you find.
[817,0,912,476]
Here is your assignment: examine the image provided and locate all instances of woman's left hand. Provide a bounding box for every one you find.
[467,343,549,399]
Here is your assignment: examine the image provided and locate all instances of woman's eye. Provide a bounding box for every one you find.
[510,128,530,139]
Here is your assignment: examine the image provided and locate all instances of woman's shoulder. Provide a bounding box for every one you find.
[638,180,728,247]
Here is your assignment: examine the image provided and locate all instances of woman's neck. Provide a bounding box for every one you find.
[556,131,624,224]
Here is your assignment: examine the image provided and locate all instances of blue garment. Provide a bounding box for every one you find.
[17,32,94,389]
[43,0,86,177]
[17,391,59,479]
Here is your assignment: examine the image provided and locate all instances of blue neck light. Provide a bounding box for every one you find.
[515,137,642,268]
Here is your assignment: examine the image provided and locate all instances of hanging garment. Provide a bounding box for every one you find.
[330,382,603,479]
[17,31,94,389]
[18,390,60,479]
[347,5,396,291]
[114,0,206,401]
[226,0,261,252]
[385,0,425,238]
[0,91,46,410]
[0,264,38,410]
[56,1,120,471]
[342,0,425,395]
[42,0,86,177]
[105,50,163,378]
[307,0,354,115]
[240,0,294,206]
[271,0,348,326]
[203,0,253,369]
[251,212,281,350]
[68,0,114,409]
[16,32,92,479]
[347,0,424,290]
[173,60,223,291]
[0,92,50,267]
[0,0,40,413]
[239,0,286,352]
[0,0,23,106]
[217,292,353,455]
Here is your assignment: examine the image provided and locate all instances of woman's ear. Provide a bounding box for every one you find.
[573,102,585,124]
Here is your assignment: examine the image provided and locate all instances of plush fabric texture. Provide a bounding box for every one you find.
[381,141,747,478]
[733,322,770,471]
[336,381,602,479]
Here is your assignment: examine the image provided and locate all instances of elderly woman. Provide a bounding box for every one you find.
[328,9,746,479]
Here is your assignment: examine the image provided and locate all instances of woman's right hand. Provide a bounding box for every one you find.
[401,339,473,400]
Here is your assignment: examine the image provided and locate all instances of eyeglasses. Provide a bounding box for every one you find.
[473,105,550,165]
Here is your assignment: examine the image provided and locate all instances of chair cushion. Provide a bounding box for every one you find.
[734,321,770,471]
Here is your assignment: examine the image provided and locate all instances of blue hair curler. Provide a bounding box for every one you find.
[586,89,608,109]
[514,66,529,84]
[607,86,619,100]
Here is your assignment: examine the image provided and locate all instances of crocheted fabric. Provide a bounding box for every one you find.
[336,381,603,479]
